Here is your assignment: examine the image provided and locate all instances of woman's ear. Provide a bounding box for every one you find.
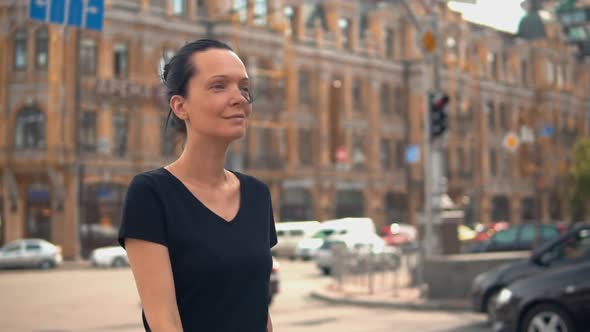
[170,95,188,121]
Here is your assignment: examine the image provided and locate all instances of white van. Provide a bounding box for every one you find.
[295,217,376,260]
[272,221,320,259]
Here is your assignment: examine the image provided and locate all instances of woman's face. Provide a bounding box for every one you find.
[174,48,252,142]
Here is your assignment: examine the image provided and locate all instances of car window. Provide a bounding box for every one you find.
[25,244,42,252]
[541,229,590,264]
[492,227,518,244]
[542,226,559,241]
[564,229,590,259]
[277,230,285,237]
[290,230,304,236]
[519,224,537,243]
[313,230,335,238]
[3,243,22,253]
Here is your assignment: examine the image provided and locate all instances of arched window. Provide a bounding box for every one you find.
[15,107,46,149]
[14,29,28,70]
[35,27,49,69]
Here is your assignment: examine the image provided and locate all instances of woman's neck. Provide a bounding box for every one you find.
[167,134,230,188]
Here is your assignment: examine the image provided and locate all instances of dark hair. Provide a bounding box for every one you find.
[162,39,252,134]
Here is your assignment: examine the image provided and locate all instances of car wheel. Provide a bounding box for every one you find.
[111,257,126,268]
[522,304,575,332]
[321,267,331,275]
[39,260,54,270]
[485,289,500,325]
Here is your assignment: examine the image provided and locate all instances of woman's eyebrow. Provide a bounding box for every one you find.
[206,75,249,82]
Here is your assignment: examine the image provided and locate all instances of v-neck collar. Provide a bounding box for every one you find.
[160,167,244,225]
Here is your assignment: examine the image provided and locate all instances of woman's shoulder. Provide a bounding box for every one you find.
[129,168,170,190]
[232,171,270,195]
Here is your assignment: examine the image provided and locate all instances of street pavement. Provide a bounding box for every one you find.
[0,259,488,332]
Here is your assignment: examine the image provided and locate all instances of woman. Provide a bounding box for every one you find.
[118,39,277,332]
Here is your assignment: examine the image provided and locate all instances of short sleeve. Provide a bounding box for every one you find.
[268,189,278,249]
[118,175,167,249]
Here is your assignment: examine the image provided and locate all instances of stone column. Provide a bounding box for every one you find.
[479,193,491,225]
[97,104,113,155]
[318,72,331,168]
[510,195,522,224]
[2,176,25,242]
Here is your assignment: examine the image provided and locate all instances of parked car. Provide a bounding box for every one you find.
[466,223,562,253]
[0,239,63,270]
[315,233,400,275]
[272,221,320,259]
[378,223,418,250]
[471,224,590,323]
[493,261,590,332]
[269,257,280,305]
[295,217,376,260]
[90,246,129,268]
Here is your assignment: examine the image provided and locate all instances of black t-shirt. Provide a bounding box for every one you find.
[118,168,277,332]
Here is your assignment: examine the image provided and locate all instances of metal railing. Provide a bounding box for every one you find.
[329,245,419,296]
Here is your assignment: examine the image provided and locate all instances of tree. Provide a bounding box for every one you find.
[568,138,590,221]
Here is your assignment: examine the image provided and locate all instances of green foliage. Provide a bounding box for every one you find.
[569,138,590,213]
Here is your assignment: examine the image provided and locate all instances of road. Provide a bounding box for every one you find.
[0,259,488,332]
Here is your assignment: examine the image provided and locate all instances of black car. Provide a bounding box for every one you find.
[472,224,590,322]
[493,261,590,332]
[467,223,562,253]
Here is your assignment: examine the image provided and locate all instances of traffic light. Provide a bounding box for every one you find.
[429,93,449,140]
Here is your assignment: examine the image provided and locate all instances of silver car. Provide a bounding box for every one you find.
[0,239,63,270]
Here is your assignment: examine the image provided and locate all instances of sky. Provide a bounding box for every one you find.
[448,0,527,33]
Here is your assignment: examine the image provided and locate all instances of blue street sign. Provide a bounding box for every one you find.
[539,125,555,137]
[29,0,104,31]
[405,145,420,164]
[29,0,48,21]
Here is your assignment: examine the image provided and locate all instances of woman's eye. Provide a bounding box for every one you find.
[211,84,225,89]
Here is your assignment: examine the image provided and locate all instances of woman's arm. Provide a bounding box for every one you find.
[267,311,273,332]
[126,238,183,332]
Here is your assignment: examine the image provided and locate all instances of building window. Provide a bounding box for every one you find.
[196,0,207,17]
[499,103,509,130]
[172,0,186,16]
[232,0,247,23]
[394,87,403,115]
[284,6,296,37]
[80,112,97,152]
[15,107,45,149]
[150,0,166,14]
[113,43,128,79]
[253,0,267,26]
[546,60,555,85]
[35,28,49,69]
[385,28,394,58]
[299,70,311,104]
[486,101,495,130]
[298,128,314,166]
[380,84,390,115]
[158,49,175,81]
[353,79,362,110]
[489,149,497,176]
[395,142,405,169]
[380,139,392,169]
[79,38,97,75]
[14,29,28,70]
[113,113,128,157]
[339,17,352,50]
[352,135,366,170]
[488,52,498,80]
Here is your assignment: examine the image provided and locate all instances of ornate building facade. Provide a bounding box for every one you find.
[1,0,589,258]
